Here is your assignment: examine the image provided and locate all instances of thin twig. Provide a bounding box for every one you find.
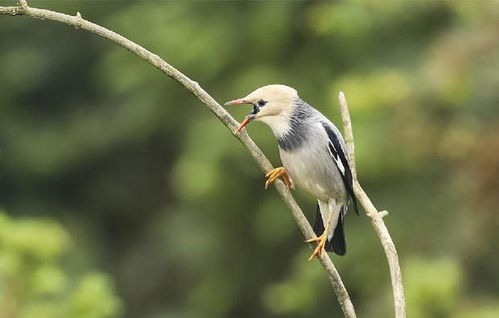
[0,2,356,317]
[338,92,406,318]
[379,210,389,218]
[338,92,357,180]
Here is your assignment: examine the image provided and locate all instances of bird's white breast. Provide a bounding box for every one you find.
[278,126,346,202]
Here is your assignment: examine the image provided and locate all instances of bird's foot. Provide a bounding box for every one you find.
[306,234,328,261]
[265,167,294,189]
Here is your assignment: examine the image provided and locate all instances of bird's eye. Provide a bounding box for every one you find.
[257,100,267,107]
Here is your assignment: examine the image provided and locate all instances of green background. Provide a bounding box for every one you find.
[1,1,498,317]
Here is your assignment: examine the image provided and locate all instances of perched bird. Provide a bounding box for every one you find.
[225,85,358,259]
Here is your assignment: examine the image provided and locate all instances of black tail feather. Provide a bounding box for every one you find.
[313,204,347,256]
[313,204,324,237]
[329,215,346,256]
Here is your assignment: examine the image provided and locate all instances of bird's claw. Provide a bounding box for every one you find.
[265,167,294,189]
[306,234,328,261]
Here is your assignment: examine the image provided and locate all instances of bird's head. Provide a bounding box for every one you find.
[225,84,298,134]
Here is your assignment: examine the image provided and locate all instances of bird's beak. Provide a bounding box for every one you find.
[234,114,256,134]
[224,98,249,106]
[224,98,257,134]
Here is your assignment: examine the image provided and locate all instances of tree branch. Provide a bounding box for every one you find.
[338,92,406,318]
[0,2,356,317]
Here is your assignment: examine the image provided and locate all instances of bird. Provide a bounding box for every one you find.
[225,84,358,260]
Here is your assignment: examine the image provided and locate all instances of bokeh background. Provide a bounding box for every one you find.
[1,1,498,317]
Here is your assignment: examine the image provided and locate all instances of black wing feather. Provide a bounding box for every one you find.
[322,123,358,214]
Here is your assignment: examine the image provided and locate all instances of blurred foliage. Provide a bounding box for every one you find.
[405,257,462,318]
[0,0,498,317]
[0,212,122,318]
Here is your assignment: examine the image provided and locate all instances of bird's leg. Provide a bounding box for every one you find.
[264,167,294,189]
[306,209,335,261]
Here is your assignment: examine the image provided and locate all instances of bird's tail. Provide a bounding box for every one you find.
[313,204,347,256]
[328,213,346,256]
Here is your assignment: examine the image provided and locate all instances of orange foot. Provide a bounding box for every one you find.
[265,167,294,189]
[306,234,328,261]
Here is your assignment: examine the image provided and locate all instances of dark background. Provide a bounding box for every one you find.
[0,1,498,318]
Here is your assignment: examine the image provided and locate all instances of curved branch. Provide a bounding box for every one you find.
[339,92,406,318]
[0,2,356,317]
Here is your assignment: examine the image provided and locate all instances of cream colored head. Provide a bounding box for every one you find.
[225,84,299,134]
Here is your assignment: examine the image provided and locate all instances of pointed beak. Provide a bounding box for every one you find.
[235,115,255,134]
[224,97,257,134]
[224,98,249,106]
